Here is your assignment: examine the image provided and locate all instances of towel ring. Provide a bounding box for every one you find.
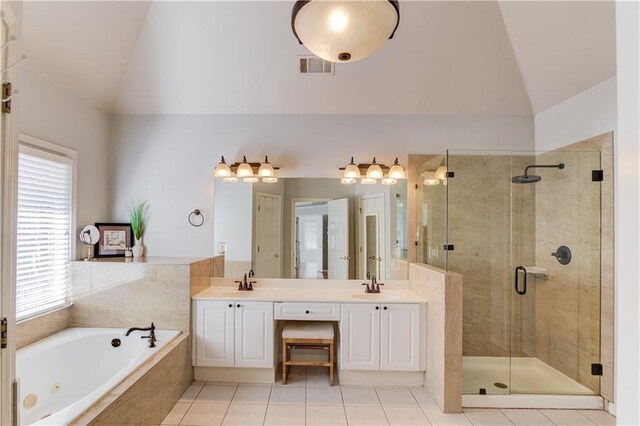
[188,209,204,227]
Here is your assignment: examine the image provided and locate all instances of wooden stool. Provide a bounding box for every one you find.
[282,321,335,385]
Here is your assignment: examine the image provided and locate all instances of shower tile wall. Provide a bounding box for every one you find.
[533,135,612,396]
[439,155,536,358]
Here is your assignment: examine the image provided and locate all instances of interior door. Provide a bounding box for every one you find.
[327,198,349,279]
[359,194,386,279]
[255,193,282,278]
[297,215,323,278]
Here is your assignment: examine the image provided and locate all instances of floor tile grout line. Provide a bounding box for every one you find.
[372,385,391,425]
[220,383,241,424]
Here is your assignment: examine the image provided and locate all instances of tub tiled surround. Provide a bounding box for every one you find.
[409,263,463,413]
[16,306,72,349]
[72,334,192,426]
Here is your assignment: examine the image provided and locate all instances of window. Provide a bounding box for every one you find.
[16,137,76,321]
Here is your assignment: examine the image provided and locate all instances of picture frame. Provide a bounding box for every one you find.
[94,223,134,258]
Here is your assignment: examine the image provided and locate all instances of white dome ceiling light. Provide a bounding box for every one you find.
[292,0,400,63]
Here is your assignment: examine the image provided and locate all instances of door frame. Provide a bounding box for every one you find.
[357,193,387,280]
[0,3,19,424]
[290,198,331,278]
[253,192,282,278]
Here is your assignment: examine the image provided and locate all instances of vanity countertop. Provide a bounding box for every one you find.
[193,285,427,304]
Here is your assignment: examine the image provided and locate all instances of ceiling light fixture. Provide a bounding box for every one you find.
[341,177,356,185]
[361,177,377,185]
[291,0,400,63]
[435,164,448,181]
[262,177,279,184]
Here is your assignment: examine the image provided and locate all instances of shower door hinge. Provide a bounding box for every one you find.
[415,184,418,190]
[443,244,455,251]
[2,82,12,114]
[1,317,7,349]
[591,363,603,376]
[445,171,455,178]
[592,170,604,182]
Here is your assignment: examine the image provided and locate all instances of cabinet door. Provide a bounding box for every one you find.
[235,301,274,368]
[195,300,235,367]
[340,303,380,370]
[380,304,420,371]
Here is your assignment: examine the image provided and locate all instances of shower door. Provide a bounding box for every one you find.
[448,149,603,397]
[509,150,602,395]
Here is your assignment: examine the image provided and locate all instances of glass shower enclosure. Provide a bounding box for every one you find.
[417,149,602,396]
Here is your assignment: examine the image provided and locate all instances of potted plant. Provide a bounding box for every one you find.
[130,201,149,258]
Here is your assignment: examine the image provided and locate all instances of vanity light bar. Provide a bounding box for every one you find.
[214,155,280,183]
[339,157,406,185]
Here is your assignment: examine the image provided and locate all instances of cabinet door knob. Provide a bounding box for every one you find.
[383,306,388,310]
[236,304,241,308]
[375,306,379,310]
[228,304,233,308]
[306,310,310,314]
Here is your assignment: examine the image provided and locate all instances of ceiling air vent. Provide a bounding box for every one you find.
[299,56,334,75]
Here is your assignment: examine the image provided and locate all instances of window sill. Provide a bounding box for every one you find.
[16,303,73,325]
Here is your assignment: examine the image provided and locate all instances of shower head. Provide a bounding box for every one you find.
[511,163,564,184]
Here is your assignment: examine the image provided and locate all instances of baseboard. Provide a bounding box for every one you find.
[195,367,275,383]
[606,401,616,416]
[462,394,604,409]
[339,370,425,386]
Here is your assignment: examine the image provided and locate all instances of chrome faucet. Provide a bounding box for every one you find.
[362,276,384,294]
[125,322,156,348]
[235,273,256,291]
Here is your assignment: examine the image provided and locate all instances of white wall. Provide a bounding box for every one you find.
[108,115,533,257]
[16,67,111,259]
[212,181,252,262]
[613,1,640,423]
[535,77,617,151]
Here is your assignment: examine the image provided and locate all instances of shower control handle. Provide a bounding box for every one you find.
[514,266,527,296]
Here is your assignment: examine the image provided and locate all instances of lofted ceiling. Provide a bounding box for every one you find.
[21,1,616,115]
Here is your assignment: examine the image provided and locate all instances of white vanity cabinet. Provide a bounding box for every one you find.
[340,303,421,371]
[194,300,273,368]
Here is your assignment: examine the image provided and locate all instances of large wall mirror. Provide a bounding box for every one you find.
[213,178,409,280]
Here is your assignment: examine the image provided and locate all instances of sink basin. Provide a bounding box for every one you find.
[351,292,402,301]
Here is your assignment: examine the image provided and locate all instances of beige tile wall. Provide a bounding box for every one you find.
[16,307,72,349]
[409,263,463,414]
[70,262,192,332]
[533,133,613,399]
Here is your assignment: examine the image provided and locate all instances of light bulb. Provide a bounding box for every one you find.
[388,157,406,179]
[214,156,232,178]
[366,158,384,179]
[382,177,397,185]
[258,156,275,177]
[343,157,361,179]
[236,156,254,178]
[422,171,440,186]
[328,8,348,32]
[435,165,448,180]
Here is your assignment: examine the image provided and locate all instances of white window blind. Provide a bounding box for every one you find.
[16,144,74,321]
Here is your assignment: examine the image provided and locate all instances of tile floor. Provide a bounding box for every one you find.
[162,368,616,426]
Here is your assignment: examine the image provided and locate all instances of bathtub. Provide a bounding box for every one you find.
[17,327,180,425]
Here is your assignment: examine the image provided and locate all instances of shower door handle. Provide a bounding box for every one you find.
[514,266,527,295]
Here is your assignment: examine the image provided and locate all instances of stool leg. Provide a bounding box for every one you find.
[329,343,334,386]
[282,340,287,385]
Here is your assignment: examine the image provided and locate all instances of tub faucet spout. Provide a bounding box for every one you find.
[125,322,156,348]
